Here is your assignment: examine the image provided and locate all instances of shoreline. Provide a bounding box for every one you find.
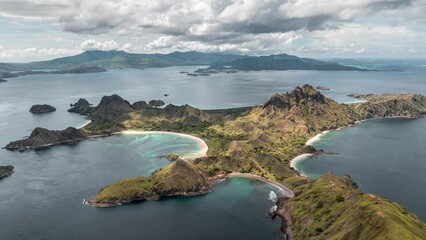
[77,120,92,129]
[289,115,421,179]
[116,130,208,159]
[210,172,294,198]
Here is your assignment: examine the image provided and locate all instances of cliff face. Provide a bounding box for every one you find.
[4,127,86,151]
[283,173,426,239]
[89,94,134,122]
[350,93,426,119]
[89,159,211,207]
[0,165,14,179]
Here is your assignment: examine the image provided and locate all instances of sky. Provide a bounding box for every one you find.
[0,0,425,62]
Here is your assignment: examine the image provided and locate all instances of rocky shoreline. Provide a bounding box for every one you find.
[0,165,14,179]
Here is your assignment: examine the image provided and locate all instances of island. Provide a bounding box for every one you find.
[29,104,56,114]
[87,159,211,207]
[5,84,426,239]
[4,127,86,151]
[0,165,14,179]
[68,98,93,115]
[194,54,364,74]
[0,78,7,83]
[316,86,330,91]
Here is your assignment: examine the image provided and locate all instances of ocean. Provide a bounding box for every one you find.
[1,65,426,238]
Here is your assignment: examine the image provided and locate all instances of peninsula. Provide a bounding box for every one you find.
[5,84,426,239]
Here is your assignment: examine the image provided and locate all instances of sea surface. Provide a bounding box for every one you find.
[1,65,426,238]
[295,118,426,221]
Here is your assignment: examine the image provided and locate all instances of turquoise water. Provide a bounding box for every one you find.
[0,133,282,239]
[1,67,426,238]
[297,118,426,221]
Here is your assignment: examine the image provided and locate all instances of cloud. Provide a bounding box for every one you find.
[79,39,118,51]
[0,46,80,61]
[0,0,416,37]
[0,0,425,58]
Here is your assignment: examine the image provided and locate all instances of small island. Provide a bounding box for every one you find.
[29,104,56,114]
[4,127,86,151]
[68,98,93,115]
[0,78,7,83]
[316,86,330,91]
[0,165,14,179]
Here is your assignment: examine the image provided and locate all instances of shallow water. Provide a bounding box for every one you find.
[0,134,282,240]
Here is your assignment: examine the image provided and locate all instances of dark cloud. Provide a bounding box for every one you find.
[0,0,421,45]
[0,0,68,18]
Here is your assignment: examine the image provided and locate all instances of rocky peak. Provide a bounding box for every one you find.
[132,101,149,110]
[263,84,325,109]
[99,94,131,106]
[90,94,134,122]
[68,98,93,115]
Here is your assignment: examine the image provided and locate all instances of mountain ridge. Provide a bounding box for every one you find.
[0,50,361,71]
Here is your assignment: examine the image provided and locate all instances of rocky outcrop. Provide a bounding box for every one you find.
[88,159,211,207]
[148,100,165,108]
[4,127,86,151]
[29,104,56,114]
[68,98,93,115]
[0,165,14,179]
[89,94,134,122]
[263,84,325,110]
[132,101,149,110]
[351,93,426,119]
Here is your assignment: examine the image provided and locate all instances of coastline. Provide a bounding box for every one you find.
[289,115,420,179]
[77,120,92,129]
[210,172,294,198]
[118,130,208,160]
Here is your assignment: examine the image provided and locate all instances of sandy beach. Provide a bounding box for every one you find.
[213,172,294,198]
[120,130,209,159]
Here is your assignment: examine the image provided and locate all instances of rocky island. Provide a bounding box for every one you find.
[0,165,14,179]
[4,127,86,151]
[68,98,93,115]
[29,104,56,114]
[5,84,426,239]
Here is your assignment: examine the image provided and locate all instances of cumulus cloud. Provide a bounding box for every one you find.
[0,0,417,37]
[79,39,119,51]
[0,46,80,60]
[0,0,425,58]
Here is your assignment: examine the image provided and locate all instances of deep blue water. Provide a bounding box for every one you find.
[296,118,426,221]
[1,66,426,238]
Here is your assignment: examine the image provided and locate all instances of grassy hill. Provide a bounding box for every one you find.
[284,173,426,239]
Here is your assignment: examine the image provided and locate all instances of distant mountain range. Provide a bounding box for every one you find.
[196,54,362,72]
[0,50,245,71]
[0,50,364,73]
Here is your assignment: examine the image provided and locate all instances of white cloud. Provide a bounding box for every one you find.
[0,47,80,61]
[79,39,118,51]
[0,0,425,59]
